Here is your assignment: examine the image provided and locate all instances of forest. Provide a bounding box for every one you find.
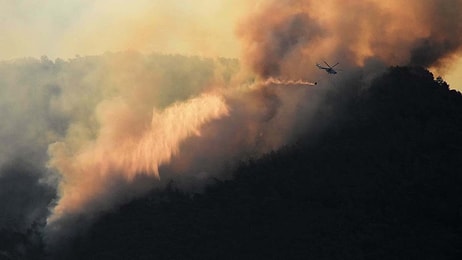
[1,65,462,259]
[71,66,462,259]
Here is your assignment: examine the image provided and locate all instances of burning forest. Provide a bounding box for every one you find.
[1,0,462,259]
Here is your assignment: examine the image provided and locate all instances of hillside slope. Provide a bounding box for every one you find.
[68,66,462,259]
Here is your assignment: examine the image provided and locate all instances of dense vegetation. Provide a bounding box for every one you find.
[2,66,461,259]
[63,66,462,259]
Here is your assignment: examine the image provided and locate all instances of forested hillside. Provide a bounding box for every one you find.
[65,66,462,259]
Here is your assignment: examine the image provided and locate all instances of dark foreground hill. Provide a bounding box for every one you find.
[11,66,458,259]
[64,66,462,259]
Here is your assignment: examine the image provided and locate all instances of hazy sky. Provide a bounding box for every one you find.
[1,0,461,89]
[0,0,246,59]
[445,58,462,90]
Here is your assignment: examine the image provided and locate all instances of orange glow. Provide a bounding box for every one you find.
[48,93,229,223]
[238,0,462,78]
[14,0,457,238]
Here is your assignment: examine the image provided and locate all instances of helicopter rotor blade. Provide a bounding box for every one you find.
[323,60,331,68]
[331,62,340,68]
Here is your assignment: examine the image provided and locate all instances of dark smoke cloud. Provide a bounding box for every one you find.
[238,10,324,78]
[238,0,462,80]
[0,159,55,232]
[0,57,64,234]
[0,53,241,249]
[409,0,462,67]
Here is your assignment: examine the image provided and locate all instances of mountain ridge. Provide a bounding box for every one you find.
[64,66,462,259]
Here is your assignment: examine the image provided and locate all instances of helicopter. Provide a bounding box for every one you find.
[316,61,340,74]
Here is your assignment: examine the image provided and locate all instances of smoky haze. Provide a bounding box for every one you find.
[238,0,462,80]
[1,0,462,255]
[43,51,326,248]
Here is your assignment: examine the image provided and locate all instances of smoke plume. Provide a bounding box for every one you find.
[238,0,462,79]
[1,0,462,254]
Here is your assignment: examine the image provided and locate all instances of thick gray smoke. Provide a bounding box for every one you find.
[238,0,462,80]
[0,57,63,233]
[408,1,462,67]
[1,0,462,255]
[0,53,242,248]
